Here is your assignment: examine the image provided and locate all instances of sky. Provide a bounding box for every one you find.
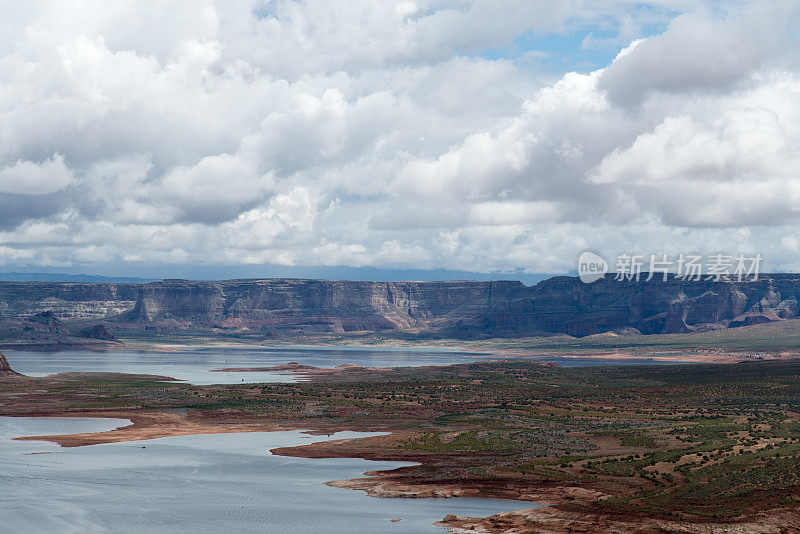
[1,0,800,281]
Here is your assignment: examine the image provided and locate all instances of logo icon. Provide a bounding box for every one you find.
[578,251,608,283]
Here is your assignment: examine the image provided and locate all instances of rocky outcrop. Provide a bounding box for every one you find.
[0,282,137,319]
[21,311,69,336]
[80,324,119,342]
[0,352,18,375]
[2,274,800,338]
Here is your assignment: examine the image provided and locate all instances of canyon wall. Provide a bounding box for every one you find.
[1,275,800,338]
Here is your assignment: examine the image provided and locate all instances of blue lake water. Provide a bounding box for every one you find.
[0,417,536,533]
[3,346,697,384]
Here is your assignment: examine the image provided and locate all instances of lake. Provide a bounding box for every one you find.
[3,345,697,384]
[0,417,536,533]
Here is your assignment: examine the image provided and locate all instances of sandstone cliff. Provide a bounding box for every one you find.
[1,275,800,339]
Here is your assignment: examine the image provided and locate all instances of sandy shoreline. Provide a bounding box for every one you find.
[11,411,293,447]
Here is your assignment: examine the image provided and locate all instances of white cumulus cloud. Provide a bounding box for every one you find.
[0,0,798,274]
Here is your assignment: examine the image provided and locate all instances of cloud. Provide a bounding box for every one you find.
[598,1,800,106]
[0,154,74,195]
[0,154,75,229]
[590,108,800,226]
[0,0,799,274]
[155,153,273,224]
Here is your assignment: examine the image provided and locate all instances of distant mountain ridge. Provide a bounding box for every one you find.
[0,272,155,283]
[0,267,551,286]
[1,274,800,340]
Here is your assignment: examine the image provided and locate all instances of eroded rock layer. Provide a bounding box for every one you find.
[1,274,800,338]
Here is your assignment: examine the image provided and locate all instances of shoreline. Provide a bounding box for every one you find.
[4,408,620,506]
[4,411,603,527]
[11,410,798,533]
[10,411,296,447]
[5,337,792,366]
[0,339,493,354]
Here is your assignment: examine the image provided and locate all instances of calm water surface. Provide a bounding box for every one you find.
[0,417,536,533]
[4,346,697,384]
